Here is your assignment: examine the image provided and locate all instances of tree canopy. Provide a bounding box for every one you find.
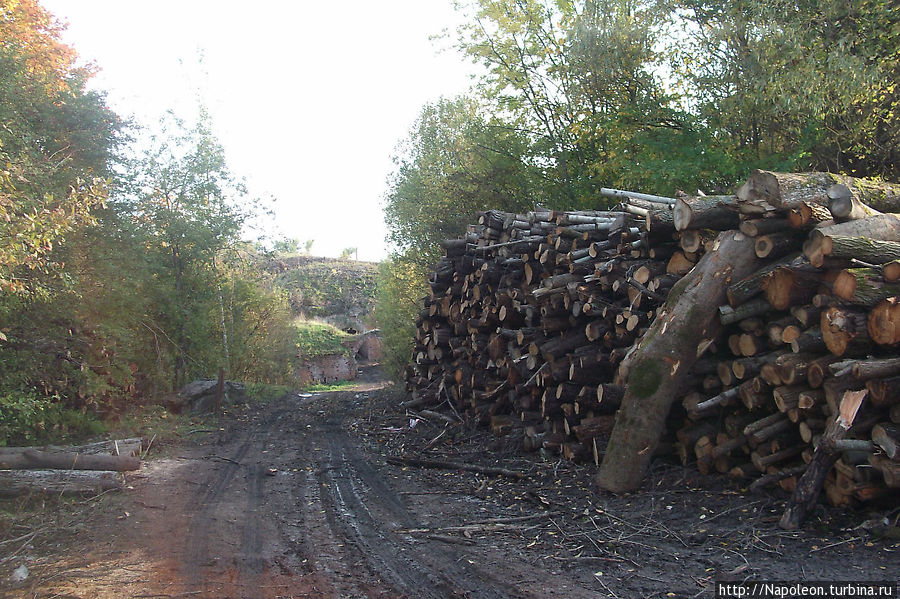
[0,1,302,444]
[377,0,900,379]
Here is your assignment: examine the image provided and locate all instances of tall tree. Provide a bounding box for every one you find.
[119,109,250,388]
[668,0,900,178]
[384,97,537,268]
[0,0,120,294]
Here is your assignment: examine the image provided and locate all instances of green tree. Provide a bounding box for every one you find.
[667,0,900,179]
[384,97,537,268]
[0,0,120,294]
[374,255,427,381]
[273,237,300,255]
[118,109,251,388]
[379,97,537,379]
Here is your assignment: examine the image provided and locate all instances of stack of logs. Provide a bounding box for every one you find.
[405,172,900,514]
[0,438,144,496]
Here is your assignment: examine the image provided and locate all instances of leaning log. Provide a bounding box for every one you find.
[597,231,760,493]
[779,389,867,530]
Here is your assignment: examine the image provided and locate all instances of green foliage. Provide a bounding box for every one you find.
[384,97,538,270]
[294,321,352,359]
[0,391,105,447]
[666,0,900,178]
[374,255,427,381]
[272,238,300,254]
[0,0,120,296]
[303,380,356,392]
[447,0,900,199]
[243,382,291,402]
[0,3,303,446]
[275,257,377,322]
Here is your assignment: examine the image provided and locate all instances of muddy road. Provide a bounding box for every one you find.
[3,365,898,598]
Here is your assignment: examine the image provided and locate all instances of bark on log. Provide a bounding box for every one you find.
[851,356,900,381]
[739,171,900,213]
[826,180,900,215]
[727,254,803,307]
[804,233,900,268]
[0,449,141,471]
[814,214,900,243]
[673,195,740,232]
[821,306,870,356]
[736,171,837,210]
[597,231,760,493]
[833,268,900,306]
[872,423,900,459]
[0,470,124,497]
[826,184,882,222]
[740,218,792,237]
[0,438,144,457]
[779,389,867,530]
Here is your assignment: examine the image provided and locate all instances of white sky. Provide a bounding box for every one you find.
[40,0,476,262]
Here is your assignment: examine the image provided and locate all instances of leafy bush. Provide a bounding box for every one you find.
[374,255,427,381]
[0,391,105,447]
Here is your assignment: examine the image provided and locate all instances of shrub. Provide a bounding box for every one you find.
[374,255,427,382]
[0,391,105,446]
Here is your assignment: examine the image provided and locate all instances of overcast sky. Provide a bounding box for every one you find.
[40,0,476,261]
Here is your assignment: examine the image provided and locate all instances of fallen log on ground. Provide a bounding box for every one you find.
[0,448,141,471]
[0,470,124,497]
[386,456,524,479]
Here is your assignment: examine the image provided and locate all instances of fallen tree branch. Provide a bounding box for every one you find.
[385,456,524,479]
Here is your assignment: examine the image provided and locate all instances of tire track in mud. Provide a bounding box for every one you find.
[182,408,289,594]
[306,417,525,599]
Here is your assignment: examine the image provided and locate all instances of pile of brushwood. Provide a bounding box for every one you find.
[404,171,900,529]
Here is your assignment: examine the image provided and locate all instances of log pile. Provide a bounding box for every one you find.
[406,196,680,465]
[405,173,900,526]
[0,438,144,496]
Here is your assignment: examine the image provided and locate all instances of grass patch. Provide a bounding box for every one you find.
[244,382,291,402]
[295,320,353,358]
[108,404,213,447]
[303,380,356,392]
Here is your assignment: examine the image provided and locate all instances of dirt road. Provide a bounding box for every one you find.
[3,366,898,598]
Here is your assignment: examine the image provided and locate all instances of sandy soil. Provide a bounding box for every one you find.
[1,364,897,598]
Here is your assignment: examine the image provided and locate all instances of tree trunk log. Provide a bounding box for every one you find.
[805,233,900,268]
[821,306,870,356]
[737,171,837,210]
[779,390,867,529]
[597,231,760,492]
[867,298,900,346]
[0,449,141,471]
[827,179,900,215]
[833,268,900,306]
[826,183,883,222]
[673,195,740,232]
[871,423,899,459]
[0,470,124,497]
